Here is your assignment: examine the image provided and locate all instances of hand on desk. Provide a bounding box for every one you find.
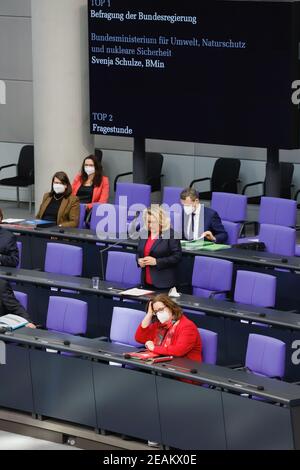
[145,340,155,351]
[26,323,36,329]
[201,231,216,243]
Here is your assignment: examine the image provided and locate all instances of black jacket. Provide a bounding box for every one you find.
[137,229,182,289]
[0,227,19,267]
[0,279,30,321]
[183,207,228,244]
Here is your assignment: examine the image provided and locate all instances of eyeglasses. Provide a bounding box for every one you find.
[153,307,166,315]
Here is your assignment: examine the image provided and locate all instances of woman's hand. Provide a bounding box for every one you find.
[147,301,154,315]
[143,256,157,266]
[138,258,146,268]
[145,340,155,351]
[25,323,36,329]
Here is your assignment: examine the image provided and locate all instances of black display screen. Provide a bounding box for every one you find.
[88,0,300,149]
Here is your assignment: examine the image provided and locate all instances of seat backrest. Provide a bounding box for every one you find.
[106,251,141,286]
[198,328,218,365]
[221,220,240,245]
[211,192,247,222]
[44,243,83,276]
[234,270,276,307]
[259,197,296,227]
[115,182,151,216]
[46,296,88,335]
[146,153,164,192]
[78,204,86,229]
[192,256,233,299]
[259,223,296,257]
[162,186,184,208]
[94,148,103,164]
[245,333,286,378]
[13,290,28,310]
[90,203,128,237]
[17,145,34,181]
[211,158,241,193]
[279,162,294,199]
[16,240,22,269]
[110,306,145,347]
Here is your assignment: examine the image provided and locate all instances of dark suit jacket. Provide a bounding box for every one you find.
[203,207,228,243]
[0,279,30,321]
[0,227,19,267]
[137,229,182,289]
[183,207,228,244]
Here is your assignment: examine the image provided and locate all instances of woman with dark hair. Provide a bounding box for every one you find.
[72,155,109,211]
[36,171,79,227]
[135,293,202,362]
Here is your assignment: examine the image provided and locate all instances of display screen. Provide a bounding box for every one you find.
[88,0,300,149]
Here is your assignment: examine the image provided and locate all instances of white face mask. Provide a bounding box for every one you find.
[53,183,65,194]
[183,205,194,216]
[84,166,95,176]
[156,310,170,324]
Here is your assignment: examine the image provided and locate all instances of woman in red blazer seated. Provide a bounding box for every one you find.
[135,293,202,362]
[72,154,109,221]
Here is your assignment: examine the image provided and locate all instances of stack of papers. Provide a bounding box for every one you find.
[120,288,154,296]
[0,314,28,330]
[181,240,231,251]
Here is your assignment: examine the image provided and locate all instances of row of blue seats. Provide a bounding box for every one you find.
[16,241,278,308]
[78,185,300,254]
[12,292,286,383]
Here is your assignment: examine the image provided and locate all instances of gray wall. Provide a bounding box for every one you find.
[1,0,300,205]
[0,0,32,201]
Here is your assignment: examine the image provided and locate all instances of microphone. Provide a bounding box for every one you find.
[227,378,264,391]
[127,211,142,240]
[99,239,123,281]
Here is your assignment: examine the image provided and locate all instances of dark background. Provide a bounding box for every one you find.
[88,0,300,149]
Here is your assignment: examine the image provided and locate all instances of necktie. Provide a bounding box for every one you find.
[191,213,195,235]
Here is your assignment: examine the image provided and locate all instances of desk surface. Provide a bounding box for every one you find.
[0,266,300,331]
[1,327,300,405]
[3,223,300,271]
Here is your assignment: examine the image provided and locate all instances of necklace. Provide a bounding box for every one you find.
[53,194,64,201]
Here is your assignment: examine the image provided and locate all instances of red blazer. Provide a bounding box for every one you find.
[135,315,202,362]
[72,174,110,210]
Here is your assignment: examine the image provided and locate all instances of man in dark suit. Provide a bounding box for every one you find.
[180,188,227,243]
[0,209,19,267]
[0,279,35,328]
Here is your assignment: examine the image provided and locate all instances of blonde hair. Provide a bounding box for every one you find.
[143,204,171,233]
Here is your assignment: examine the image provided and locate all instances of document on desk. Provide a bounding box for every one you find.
[1,218,25,224]
[0,314,28,330]
[120,288,154,296]
[181,239,231,251]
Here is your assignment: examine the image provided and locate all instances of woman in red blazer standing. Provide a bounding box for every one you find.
[135,293,202,362]
[72,154,109,222]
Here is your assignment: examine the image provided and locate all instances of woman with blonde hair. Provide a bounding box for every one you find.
[137,205,182,289]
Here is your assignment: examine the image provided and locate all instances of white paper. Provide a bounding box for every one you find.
[0,314,28,330]
[168,287,181,298]
[120,288,154,296]
[2,218,25,224]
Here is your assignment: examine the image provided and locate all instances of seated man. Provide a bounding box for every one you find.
[180,188,227,243]
[0,279,35,328]
[0,209,19,267]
